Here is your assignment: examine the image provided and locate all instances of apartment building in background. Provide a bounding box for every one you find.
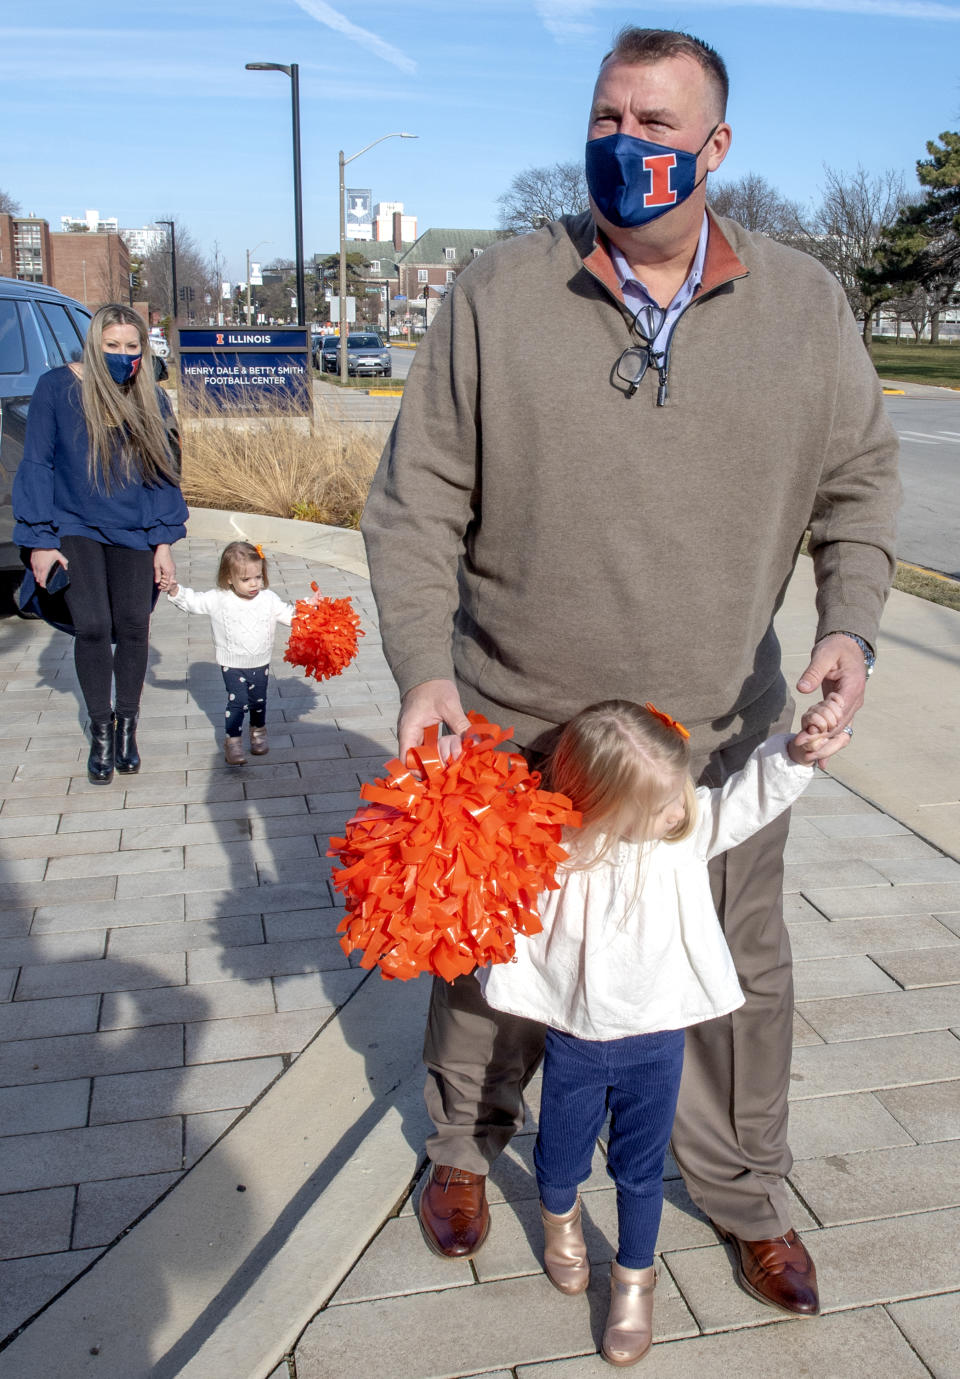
[0,212,131,309]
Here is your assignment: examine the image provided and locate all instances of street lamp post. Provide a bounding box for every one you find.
[338,132,416,384]
[157,220,177,324]
[245,62,306,327]
[245,241,270,326]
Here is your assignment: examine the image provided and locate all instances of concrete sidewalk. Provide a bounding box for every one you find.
[0,518,957,1378]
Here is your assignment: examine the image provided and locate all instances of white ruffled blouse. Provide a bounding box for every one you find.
[479,734,814,1040]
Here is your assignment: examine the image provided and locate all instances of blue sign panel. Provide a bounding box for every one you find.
[177,326,311,416]
[180,328,308,350]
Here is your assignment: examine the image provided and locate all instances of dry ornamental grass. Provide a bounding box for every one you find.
[177,393,384,530]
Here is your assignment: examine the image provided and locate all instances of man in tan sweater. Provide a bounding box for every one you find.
[361,28,899,1316]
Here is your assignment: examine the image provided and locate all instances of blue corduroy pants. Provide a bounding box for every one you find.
[534,1026,685,1269]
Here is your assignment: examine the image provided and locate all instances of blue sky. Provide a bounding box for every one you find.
[2,0,958,282]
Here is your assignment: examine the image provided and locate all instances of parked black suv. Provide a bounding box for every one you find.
[0,277,92,572]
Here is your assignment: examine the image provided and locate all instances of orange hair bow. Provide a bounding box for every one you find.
[254,543,265,560]
[644,702,690,740]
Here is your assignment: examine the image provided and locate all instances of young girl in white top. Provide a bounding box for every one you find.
[479,696,848,1367]
[163,541,294,765]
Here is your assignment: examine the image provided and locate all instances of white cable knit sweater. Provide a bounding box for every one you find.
[167,586,294,668]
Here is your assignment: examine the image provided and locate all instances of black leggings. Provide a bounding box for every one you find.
[60,536,155,721]
[222,664,269,736]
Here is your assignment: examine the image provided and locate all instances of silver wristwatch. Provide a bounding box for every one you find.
[835,631,876,678]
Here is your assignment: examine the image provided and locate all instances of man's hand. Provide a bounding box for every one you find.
[796,632,868,731]
[153,544,176,590]
[788,691,849,766]
[398,678,471,764]
[30,548,67,589]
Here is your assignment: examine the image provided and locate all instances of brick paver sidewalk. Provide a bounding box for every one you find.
[1,533,958,1377]
[293,762,960,1378]
[0,537,394,1342]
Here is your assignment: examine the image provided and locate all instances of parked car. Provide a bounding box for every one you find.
[315,335,340,372]
[320,333,392,378]
[0,277,92,574]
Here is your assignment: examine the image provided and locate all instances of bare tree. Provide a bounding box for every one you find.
[797,166,907,342]
[140,216,215,322]
[0,188,21,215]
[707,173,803,242]
[497,161,589,235]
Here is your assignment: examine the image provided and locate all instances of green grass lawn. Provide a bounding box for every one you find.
[871,338,960,388]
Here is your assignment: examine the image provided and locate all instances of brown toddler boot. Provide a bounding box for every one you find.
[224,736,246,765]
[249,725,269,755]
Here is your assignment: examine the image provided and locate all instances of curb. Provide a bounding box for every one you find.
[0,512,420,1378]
[182,508,369,580]
[1,965,432,1379]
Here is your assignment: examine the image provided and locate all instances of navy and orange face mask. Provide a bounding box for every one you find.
[104,352,142,384]
[585,125,718,228]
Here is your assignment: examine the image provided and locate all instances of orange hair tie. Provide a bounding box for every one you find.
[254,544,265,560]
[644,702,690,740]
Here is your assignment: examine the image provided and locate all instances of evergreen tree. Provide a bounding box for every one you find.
[861,133,960,344]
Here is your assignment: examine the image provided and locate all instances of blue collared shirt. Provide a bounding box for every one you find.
[610,213,709,360]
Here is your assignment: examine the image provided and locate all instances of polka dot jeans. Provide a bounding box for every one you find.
[222,664,269,738]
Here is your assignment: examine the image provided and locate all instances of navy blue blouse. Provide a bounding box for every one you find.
[13,366,189,550]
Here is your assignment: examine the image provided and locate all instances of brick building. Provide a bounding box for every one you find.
[394,228,501,329]
[0,215,54,283]
[0,213,132,311]
[311,220,501,334]
[50,231,131,309]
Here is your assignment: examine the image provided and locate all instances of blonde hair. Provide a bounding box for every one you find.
[80,304,177,492]
[217,541,268,591]
[548,699,698,869]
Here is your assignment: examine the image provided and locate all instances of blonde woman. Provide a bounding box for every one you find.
[13,304,187,783]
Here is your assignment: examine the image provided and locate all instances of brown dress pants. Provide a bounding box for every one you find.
[422,711,797,1238]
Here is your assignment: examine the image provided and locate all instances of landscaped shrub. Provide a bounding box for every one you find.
[178,394,383,529]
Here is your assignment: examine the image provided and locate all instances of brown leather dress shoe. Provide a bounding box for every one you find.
[715,1225,820,1316]
[418,1163,490,1259]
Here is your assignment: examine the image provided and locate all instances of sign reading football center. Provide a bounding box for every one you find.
[177,326,311,416]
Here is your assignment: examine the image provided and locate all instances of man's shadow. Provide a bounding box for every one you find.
[0,602,261,1371]
[138,546,431,1374]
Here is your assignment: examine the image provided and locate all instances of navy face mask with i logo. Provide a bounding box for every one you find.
[585,126,717,229]
[104,351,142,385]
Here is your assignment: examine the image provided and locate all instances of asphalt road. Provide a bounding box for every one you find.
[884,391,960,579]
[319,355,959,582]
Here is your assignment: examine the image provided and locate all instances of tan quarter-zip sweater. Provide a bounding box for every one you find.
[361,211,901,757]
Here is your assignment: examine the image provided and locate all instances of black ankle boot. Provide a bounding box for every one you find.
[87,715,115,784]
[115,713,141,774]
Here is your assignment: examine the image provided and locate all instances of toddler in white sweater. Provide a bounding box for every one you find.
[164,541,293,764]
[479,696,848,1365]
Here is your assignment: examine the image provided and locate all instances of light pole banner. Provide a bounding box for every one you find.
[346,188,372,241]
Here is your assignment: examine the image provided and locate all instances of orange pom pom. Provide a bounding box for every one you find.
[284,582,363,682]
[329,714,581,982]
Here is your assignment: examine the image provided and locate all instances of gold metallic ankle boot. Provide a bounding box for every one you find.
[540,1199,590,1295]
[601,1261,656,1366]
